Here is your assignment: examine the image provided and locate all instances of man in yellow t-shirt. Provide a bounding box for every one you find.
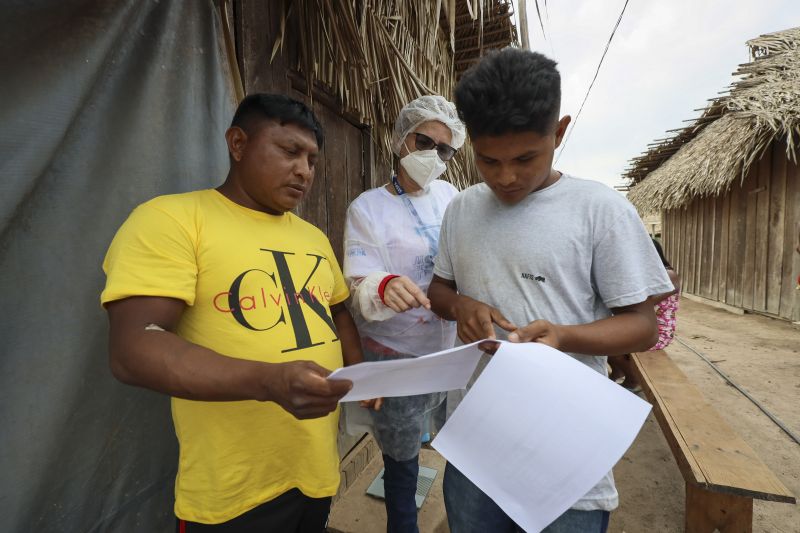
[102,94,370,531]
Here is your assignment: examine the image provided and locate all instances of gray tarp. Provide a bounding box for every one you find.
[1,1,236,530]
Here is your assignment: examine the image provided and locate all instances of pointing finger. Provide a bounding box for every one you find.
[393,285,420,308]
[490,309,517,332]
[406,283,431,309]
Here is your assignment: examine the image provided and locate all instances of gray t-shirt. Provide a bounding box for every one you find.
[433,174,673,511]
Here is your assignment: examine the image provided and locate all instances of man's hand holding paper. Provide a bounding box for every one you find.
[507,319,562,348]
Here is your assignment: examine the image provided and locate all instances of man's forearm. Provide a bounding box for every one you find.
[556,309,657,356]
[106,296,351,419]
[110,327,270,401]
[428,279,460,321]
[332,303,364,366]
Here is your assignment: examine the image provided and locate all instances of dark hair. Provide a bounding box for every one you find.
[454,48,561,138]
[652,239,672,269]
[230,93,323,148]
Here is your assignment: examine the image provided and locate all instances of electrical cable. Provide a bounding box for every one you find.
[556,0,630,163]
[533,0,547,41]
[544,0,556,59]
[532,0,557,57]
[675,335,800,447]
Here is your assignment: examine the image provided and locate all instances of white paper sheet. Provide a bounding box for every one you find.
[328,341,488,402]
[432,341,651,533]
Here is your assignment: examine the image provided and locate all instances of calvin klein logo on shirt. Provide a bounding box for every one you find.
[212,249,339,353]
[521,273,546,283]
[213,285,332,312]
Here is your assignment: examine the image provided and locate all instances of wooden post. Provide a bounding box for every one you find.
[685,483,753,533]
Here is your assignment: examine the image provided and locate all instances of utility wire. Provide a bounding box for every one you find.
[556,0,630,163]
[533,0,546,40]
[544,0,556,59]
[531,1,556,57]
[675,336,800,447]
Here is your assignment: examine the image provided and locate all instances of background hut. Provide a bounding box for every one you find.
[0,2,516,531]
[625,27,800,322]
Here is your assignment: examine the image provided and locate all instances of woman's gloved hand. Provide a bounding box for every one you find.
[382,275,431,313]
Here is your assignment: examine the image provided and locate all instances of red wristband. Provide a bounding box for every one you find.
[378,275,401,305]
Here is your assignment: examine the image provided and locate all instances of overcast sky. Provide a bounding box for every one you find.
[516,0,800,189]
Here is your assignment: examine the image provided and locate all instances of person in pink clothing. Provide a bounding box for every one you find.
[609,238,680,391]
[648,239,680,351]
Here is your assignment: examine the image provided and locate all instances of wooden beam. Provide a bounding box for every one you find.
[685,483,753,533]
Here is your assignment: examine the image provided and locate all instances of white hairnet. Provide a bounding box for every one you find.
[391,95,466,156]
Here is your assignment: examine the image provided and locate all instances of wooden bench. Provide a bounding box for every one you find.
[631,350,796,533]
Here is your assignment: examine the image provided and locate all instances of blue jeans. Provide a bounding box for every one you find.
[364,345,445,462]
[382,454,420,533]
[443,463,610,533]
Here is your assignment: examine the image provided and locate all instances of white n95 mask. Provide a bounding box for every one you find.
[399,149,447,189]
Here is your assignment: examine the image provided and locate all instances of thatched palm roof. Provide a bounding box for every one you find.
[625,26,800,212]
[271,0,518,188]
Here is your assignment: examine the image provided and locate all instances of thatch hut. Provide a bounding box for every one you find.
[625,27,800,322]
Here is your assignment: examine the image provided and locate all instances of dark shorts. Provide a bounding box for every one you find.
[176,488,332,533]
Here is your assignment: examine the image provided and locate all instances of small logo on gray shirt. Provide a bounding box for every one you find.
[521,273,546,283]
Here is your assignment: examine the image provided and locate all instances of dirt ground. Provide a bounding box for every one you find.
[329,297,800,532]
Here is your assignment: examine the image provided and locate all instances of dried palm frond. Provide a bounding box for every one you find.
[626,26,800,212]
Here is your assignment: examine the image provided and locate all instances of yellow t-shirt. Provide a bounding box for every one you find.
[101,189,349,524]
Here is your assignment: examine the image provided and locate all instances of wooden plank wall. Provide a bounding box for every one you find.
[662,139,799,321]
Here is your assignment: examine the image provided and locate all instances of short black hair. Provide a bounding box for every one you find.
[230,93,324,149]
[454,48,561,138]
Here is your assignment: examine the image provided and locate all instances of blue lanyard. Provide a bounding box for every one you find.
[391,175,424,226]
[390,174,405,195]
[391,175,440,258]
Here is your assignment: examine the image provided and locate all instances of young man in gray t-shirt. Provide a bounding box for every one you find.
[428,49,674,533]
